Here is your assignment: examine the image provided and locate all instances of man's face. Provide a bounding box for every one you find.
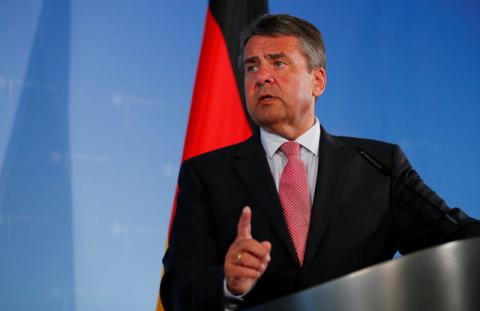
[243,35,326,138]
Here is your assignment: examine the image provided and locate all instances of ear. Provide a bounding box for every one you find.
[312,67,326,98]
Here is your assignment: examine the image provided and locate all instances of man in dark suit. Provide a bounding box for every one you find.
[160,14,480,310]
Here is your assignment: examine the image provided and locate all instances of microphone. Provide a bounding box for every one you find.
[356,147,458,225]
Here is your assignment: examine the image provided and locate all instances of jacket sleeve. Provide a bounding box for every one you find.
[389,144,480,254]
[160,159,225,311]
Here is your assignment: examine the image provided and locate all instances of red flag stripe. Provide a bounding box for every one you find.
[182,9,252,161]
[167,8,252,240]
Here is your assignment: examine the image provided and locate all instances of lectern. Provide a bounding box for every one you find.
[247,237,480,311]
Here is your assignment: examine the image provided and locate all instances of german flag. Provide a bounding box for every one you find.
[156,1,268,310]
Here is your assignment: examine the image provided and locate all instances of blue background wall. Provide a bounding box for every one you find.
[0,0,479,310]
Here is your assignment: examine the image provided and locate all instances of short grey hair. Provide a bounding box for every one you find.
[239,14,326,71]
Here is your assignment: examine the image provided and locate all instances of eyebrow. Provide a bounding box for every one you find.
[244,56,260,65]
[244,53,288,65]
[265,52,287,61]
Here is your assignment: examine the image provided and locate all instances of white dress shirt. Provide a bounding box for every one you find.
[260,118,321,202]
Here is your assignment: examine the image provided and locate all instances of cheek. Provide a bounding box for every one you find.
[244,79,255,96]
[299,77,314,96]
[245,91,255,109]
[284,77,308,97]
[244,86,255,112]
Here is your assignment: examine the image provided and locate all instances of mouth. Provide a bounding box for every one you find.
[258,94,276,103]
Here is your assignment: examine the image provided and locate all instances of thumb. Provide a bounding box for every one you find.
[236,206,252,240]
[261,241,271,253]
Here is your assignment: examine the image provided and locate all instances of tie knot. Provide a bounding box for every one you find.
[280,141,301,158]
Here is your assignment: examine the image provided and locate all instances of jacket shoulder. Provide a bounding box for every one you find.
[333,134,397,151]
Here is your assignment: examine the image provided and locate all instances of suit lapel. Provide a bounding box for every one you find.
[233,136,299,266]
[303,127,353,270]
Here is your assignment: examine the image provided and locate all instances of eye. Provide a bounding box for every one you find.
[273,61,286,68]
[246,65,258,73]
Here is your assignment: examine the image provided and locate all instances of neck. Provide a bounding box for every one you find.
[262,117,315,140]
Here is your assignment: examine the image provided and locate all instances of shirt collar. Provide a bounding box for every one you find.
[260,118,321,159]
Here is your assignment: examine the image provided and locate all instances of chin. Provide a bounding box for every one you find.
[253,112,284,129]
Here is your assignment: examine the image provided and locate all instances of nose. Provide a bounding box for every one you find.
[255,66,274,87]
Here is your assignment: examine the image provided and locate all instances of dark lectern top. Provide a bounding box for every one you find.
[247,237,480,311]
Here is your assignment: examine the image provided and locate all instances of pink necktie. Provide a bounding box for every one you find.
[279,141,311,265]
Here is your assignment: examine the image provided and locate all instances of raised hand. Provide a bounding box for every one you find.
[224,206,271,295]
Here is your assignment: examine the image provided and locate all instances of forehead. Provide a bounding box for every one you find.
[243,35,302,59]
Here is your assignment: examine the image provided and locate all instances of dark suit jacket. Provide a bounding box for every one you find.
[160,127,479,310]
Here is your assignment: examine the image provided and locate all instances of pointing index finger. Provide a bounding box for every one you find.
[237,206,252,240]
